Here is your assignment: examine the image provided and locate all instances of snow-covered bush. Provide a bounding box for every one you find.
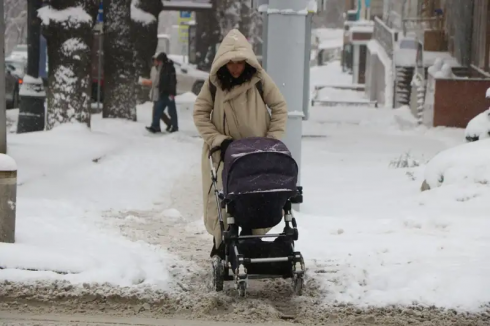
[422,139,490,190]
[465,109,490,142]
[464,87,490,142]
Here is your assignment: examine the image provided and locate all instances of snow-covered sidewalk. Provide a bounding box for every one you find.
[0,99,201,291]
[286,106,490,311]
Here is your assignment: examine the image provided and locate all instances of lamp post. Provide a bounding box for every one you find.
[17,0,46,134]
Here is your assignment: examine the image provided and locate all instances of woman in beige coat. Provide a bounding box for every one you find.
[193,29,288,259]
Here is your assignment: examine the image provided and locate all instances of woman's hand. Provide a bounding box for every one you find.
[220,139,233,162]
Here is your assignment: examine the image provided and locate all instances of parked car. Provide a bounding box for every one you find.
[168,55,209,95]
[5,58,26,77]
[173,61,208,95]
[5,56,48,87]
[4,63,22,109]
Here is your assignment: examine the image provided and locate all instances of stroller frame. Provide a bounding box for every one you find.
[208,149,306,297]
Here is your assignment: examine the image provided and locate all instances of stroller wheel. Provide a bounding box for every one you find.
[237,281,247,297]
[211,255,224,292]
[293,276,304,296]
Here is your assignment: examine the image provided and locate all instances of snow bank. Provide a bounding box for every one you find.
[0,108,201,288]
[465,109,490,141]
[131,1,157,25]
[38,6,92,28]
[0,154,17,171]
[424,139,490,188]
[19,75,46,97]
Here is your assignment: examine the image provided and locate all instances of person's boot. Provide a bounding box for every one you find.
[145,126,161,133]
[161,114,172,132]
[169,125,179,133]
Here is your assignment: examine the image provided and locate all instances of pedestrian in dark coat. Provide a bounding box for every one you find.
[146,52,179,133]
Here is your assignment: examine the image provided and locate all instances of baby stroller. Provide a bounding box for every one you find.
[209,137,305,297]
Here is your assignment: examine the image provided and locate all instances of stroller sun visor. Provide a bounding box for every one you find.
[222,137,299,196]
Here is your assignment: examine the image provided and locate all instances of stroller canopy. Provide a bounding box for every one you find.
[222,137,298,196]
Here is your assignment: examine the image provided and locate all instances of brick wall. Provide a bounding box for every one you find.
[433,79,490,128]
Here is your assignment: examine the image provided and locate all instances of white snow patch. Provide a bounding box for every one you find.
[318,38,343,50]
[486,87,490,98]
[307,0,318,12]
[61,38,88,56]
[19,75,46,97]
[0,154,17,171]
[38,6,92,28]
[131,1,157,25]
[23,75,44,85]
[350,25,374,33]
[258,4,268,12]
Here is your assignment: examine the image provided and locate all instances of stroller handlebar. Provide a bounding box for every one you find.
[208,146,221,159]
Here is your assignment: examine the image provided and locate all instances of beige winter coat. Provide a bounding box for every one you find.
[193,29,288,248]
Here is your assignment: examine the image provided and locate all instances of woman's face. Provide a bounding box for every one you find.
[226,60,246,78]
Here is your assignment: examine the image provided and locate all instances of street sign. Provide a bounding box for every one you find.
[177,11,193,44]
[97,1,103,23]
[180,11,192,18]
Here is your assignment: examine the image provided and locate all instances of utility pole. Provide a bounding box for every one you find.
[259,0,315,208]
[0,0,6,153]
[17,0,46,134]
[94,1,104,112]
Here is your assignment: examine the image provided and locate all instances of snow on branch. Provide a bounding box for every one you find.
[131,0,157,26]
[38,6,92,29]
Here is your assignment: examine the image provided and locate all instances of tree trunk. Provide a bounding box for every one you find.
[42,0,98,130]
[103,0,136,120]
[238,1,251,39]
[131,0,161,105]
[194,0,224,71]
[248,4,263,56]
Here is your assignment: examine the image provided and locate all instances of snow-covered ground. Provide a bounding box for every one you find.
[0,97,201,291]
[1,62,489,322]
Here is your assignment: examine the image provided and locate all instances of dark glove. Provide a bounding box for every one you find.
[220,139,233,162]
